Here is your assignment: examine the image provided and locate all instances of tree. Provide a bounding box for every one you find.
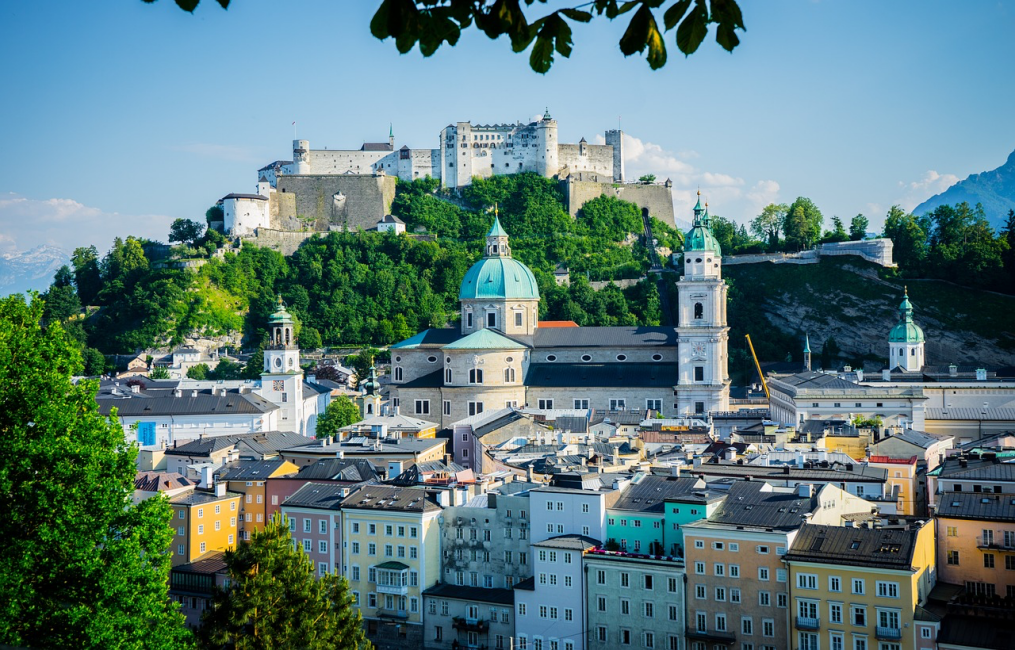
[312,364,343,382]
[346,349,380,389]
[186,363,210,380]
[149,365,171,379]
[300,326,322,350]
[43,265,83,323]
[0,294,191,649]
[197,515,369,650]
[315,396,363,439]
[849,214,869,241]
[82,347,107,376]
[169,218,205,245]
[155,1,746,73]
[783,197,823,250]
[205,204,224,227]
[638,174,656,184]
[882,205,928,274]
[823,216,848,243]
[750,203,787,249]
[208,359,243,380]
[72,245,103,306]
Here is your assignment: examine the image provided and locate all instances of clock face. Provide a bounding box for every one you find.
[691,342,707,360]
[272,380,285,392]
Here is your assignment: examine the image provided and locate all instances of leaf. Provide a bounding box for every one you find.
[711,0,745,51]
[215,0,229,8]
[371,0,395,38]
[618,4,651,56]
[560,8,593,22]
[675,0,708,55]
[644,12,667,68]
[662,0,692,30]
[174,0,199,12]
[529,34,555,74]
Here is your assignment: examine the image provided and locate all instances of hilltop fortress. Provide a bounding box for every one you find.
[221,110,675,249]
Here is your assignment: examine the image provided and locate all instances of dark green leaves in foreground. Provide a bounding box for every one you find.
[146,0,745,72]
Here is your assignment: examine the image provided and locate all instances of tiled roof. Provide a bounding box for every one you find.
[531,326,677,348]
[785,523,921,570]
[935,492,1015,522]
[221,459,296,481]
[423,583,514,605]
[294,458,378,482]
[339,486,441,513]
[283,482,351,510]
[705,481,818,529]
[134,471,194,491]
[610,475,704,513]
[526,362,678,388]
[534,534,600,550]
[360,142,393,151]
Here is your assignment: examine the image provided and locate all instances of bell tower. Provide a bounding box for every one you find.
[675,193,730,415]
[262,297,305,433]
[888,287,926,372]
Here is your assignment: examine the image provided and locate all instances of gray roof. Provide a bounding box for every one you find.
[258,160,290,171]
[380,214,405,224]
[531,326,677,348]
[785,523,921,570]
[706,481,818,529]
[610,475,704,513]
[360,142,393,151]
[936,457,1015,481]
[169,489,243,506]
[771,371,860,390]
[283,482,352,510]
[526,362,678,388]
[873,428,953,449]
[222,459,296,480]
[295,458,379,482]
[925,407,1015,421]
[590,409,654,426]
[97,390,278,417]
[283,437,445,456]
[339,486,442,513]
[165,431,306,457]
[171,550,228,575]
[533,534,600,550]
[219,193,268,201]
[422,583,513,605]
[937,615,1015,650]
[474,410,527,438]
[936,492,1015,522]
[691,461,887,483]
[555,415,588,433]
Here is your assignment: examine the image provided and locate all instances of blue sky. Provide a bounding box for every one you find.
[1,0,1014,255]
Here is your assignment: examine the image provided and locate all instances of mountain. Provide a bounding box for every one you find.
[0,245,70,296]
[913,149,1015,228]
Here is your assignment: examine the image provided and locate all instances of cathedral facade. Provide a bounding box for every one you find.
[389,195,730,427]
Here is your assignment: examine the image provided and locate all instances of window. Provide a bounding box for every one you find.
[829,576,841,592]
[876,582,899,598]
[621,572,630,587]
[777,593,788,608]
[695,562,705,575]
[714,564,725,576]
[644,602,654,617]
[647,399,662,411]
[319,540,328,553]
[757,545,769,554]
[515,311,523,327]
[830,602,842,624]
[715,587,726,602]
[759,567,769,581]
[574,399,589,409]
[352,542,360,554]
[696,584,706,599]
[851,605,866,626]
[694,366,704,382]
[487,312,496,328]
[394,366,403,381]
[505,367,516,382]
[694,401,705,414]
[415,399,430,415]
[538,399,554,409]
[715,614,727,632]
[852,578,865,595]
[468,401,484,416]
[798,574,818,590]
[694,302,704,319]
[947,550,960,565]
[466,312,473,328]
[984,553,996,568]
[469,368,484,384]
[198,525,204,535]
[742,617,753,635]
[759,591,770,606]
[762,619,775,637]
[730,565,740,578]
[610,398,627,410]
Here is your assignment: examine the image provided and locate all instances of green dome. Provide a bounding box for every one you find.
[684,224,722,254]
[459,257,539,301]
[267,297,293,324]
[888,288,925,343]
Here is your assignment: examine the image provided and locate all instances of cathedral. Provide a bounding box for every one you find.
[389,193,730,427]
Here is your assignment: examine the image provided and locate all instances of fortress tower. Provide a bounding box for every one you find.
[293,139,310,174]
[604,129,625,182]
[535,108,559,178]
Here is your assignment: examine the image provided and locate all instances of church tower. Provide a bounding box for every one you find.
[888,287,925,372]
[458,212,540,337]
[355,363,382,419]
[803,334,812,372]
[262,297,305,432]
[675,193,730,415]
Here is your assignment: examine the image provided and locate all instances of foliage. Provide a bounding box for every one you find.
[72,245,103,306]
[345,349,381,389]
[149,365,171,379]
[169,218,206,245]
[849,214,869,241]
[750,203,786,249]
[126,378,147,390]
[82,347,108,376]
[0,294,191,649]
[186,363,210,380]
[316,396,363,439]
[638,174,656,184]
[783,197,824,250]
[822,216,848,243]
[709,214,757,254]
[208,359,244,380]
[43,265,83,322]
[312,364,344,382]
[197,515,369,650]
[650,216,683,252]
[300,326,322,350]
[851,415,883,429]
[205,204,224,226]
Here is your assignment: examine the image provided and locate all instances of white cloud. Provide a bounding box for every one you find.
[746,180,781,213]
[897,169,960,211]
[0,193,175,255]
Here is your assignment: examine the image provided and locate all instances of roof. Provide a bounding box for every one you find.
[172,551,228,575]
[219,193,268,201]
[343,413,438,432]
[360,142,393,151]
[935,492,1015,522]
[459,256,539,301]
[531,326,677,348]
[533,534,600,550]
[164,431,306,457]
[97,390,278,417]
[443,328,529,351]
[221,459,296,481]
[590,409,655,426]
[690,462,887,483]
[934,455,1015,481]
[538,320,579,327]
[889,290,925,343]
[258,160,290,172]
[488,215,509,238]
[526,362,679,388]
[423,583,514,605]
[704,481,819,529]
[785,523,921,570]
[771,371,861,391]
[135,471,194,491]
[925,407,1015,421]
[339,486,441,513]
[379,214,405,224]
[684,196,721,253]
[868,455,918,465]
[294,458,378,482]
[390,328,463,350]
[282,436,445,456]
[937,615,1015,650]
[169,489,242,506]
[283,482,351,510]
[610,475,705,513]
[873,428,953,449]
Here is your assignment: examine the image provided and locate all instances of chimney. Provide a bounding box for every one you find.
[882,369,891,381]
[670,465,680,478]
[527,465,534,482]
[191,390,198,398]
[131,384,140,394]
[201,465,213,488]
[308,374,317,384]
[724,448,736,462]
[797,483,813,498]
[388,460,404,477]
[174,389,182,398]
[215,481,226,497]
[693,457,702,468]
[335,450,344,459]
[976,368,987,381]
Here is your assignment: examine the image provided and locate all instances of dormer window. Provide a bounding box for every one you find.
[492,245,498,254]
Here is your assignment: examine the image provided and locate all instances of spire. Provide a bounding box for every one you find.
[486,206,511,257]
[803,333,811,353]
[389,123,393,138]
[900,286,914,323]
[693,190,705,223]
[543,107,552,120]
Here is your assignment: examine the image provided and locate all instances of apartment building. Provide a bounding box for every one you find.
[605,473,710,556]
[222,458,299,540]
[935,491,1015,599]
[169,485,242,566]
[279,482,349,578]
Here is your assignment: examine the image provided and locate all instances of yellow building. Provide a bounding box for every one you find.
[169,486,242,566]
[868,456,920,516]
[935,491,1015,599]
[222,458,299,541]
[340,485,443,649]
[785,521,936,650]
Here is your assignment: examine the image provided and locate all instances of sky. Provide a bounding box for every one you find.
[1,0,1014,256]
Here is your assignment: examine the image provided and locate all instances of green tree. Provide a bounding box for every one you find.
[783,197,823,250]
[346,349,380,389]
[242,335,267,380]
[882,205,928,274]
[197,515,369,650]
[169,218,206,245]
[0,294,191,649]
[300,326,322,350]
[149,365,171,380]
[43,265,83,322]
[71,245,103,306]
[208,359,244,380]
[205,204,224,227]
[638,174,656,184]
[315,396,363,439]
[186,363,210,380]
[849,214,869,241]
[82,347,107,376]
[750,203,787,249]
[822,216,848,243]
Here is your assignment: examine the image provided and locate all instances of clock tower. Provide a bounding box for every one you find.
[262,297,305,433]
[675,193,730,415]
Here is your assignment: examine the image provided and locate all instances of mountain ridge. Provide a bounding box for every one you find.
[0,245,70,296]
[913,148,1015,227]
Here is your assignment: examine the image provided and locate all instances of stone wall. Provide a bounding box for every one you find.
[242,228,319,256]
[274,174,396,232]
[562,179,676,226]
[722,239,895,268]
[557,143,614,179]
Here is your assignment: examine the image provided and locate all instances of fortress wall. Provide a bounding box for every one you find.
[307,149,388,175]
[275,174,396,231]
[557,144,614,178]
[563,180,676,226]
[244,229,319,256]
[268,192,299,230]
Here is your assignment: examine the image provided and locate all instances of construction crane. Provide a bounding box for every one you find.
[745,334,770,400]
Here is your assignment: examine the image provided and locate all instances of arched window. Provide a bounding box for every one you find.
[694,303,704,319]
[394,367,403,382]
[469,368,484,384]
[366,403,373,415]
[504,367,516,383]
[445,368,452,384]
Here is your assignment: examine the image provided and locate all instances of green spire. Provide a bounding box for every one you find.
[543,107,552,120]
[362,363,379,396]
[889,286,925,343]
[803,334,811,353]
[488,206,508,238]
[389,123,393,138]
[267,296,293,324]
[693,190,704,220]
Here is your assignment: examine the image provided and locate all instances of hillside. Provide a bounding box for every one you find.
[913,148,1015,227]
[724,256,1015,370]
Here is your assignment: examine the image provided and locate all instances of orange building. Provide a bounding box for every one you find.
[868,455,920,515]
[935,491,1015,599]
[169,485,242,566]
[221,458,299,541]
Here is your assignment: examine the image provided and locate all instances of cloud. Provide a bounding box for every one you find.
[0,192,175,255]
[897,169,960,211]
[746,180,781,213]
[169,142,262,163]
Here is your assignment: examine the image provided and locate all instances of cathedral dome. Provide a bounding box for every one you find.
[888,289,925,343]
[459,256,540,301]
[684,193,721,254]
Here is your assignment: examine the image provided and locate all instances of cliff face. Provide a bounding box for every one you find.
[913,149,1015,228]
[724,257,1015,368]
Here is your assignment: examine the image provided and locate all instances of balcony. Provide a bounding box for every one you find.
[452,616,489,632]
[876,626,902,640]
[796,616,820,631]
[373,562,409,596]
[976,537,1015,550]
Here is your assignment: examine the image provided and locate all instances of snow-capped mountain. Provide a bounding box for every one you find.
[0,245,71,296]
